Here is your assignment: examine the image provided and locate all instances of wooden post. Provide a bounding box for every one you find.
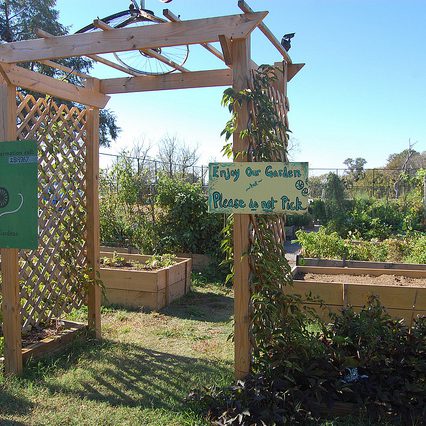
[0,80,23,375]
[85,93,101,338]
[232,37,251,379]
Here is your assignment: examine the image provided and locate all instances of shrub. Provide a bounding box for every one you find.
[155,174,224,258]
[193,298,426,424]
[295,227,347,259]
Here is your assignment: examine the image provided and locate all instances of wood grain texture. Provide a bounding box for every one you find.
[2,64,110,108]
[86,103,102,338]
[232,37,251,380]
[100,69,232,94]
[0,13,267,63]
[0,81,23,376]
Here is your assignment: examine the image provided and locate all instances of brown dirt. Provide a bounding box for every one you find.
[295,272,426,287]
[21,321,66,347]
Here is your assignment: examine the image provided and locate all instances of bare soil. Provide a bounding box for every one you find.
[21,321,68,347]
[294,272,426,287]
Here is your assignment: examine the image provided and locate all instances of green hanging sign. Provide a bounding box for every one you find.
[0,140,38,249]
[208,162,309,214]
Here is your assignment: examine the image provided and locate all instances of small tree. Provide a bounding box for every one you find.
[343,157,367,182]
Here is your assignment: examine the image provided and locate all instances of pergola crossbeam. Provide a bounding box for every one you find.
[238,1,292,64]
[219,35,233,66]
[1,63,110,108]
[163,9,227,64]
[0,13,267,63]
[36,29,139,77]
[100,69,232,94]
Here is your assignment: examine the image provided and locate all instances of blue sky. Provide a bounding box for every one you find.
[55,0,426,169]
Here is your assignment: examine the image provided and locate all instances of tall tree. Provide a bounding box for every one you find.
[0,0,120,146]
[343,157,367,182]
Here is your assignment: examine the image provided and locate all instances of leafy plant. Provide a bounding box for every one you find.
[155,174,224,258]
[100,252,177,270]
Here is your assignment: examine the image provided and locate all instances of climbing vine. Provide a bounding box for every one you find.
[220,65,317,370]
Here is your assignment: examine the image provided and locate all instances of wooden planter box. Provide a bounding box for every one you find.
[0,320,86,365]
[176,253,212,272]
[289,263,426,325]
[100,246,211,272]
[100,253,192,310]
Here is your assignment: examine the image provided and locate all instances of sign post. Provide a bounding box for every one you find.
[208,160,309,379]
[0,140,38,249]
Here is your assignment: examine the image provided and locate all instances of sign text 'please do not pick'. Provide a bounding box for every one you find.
[208,162,309,215]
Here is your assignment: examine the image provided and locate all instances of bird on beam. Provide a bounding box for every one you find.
[281,33,295,51]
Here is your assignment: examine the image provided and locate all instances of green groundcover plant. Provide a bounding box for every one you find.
[296,227,426,264]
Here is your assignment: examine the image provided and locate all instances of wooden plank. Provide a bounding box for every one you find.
[346,284,421,310]
[100,69,232,94]
[20,323,86,362]
[1,63,110,108]
[0,80,23,376]
[100,268,160,292]
[237,1,292,64]
[86,101,101,338]
[287,63,305,82]
[163,9,226,63]
[103,288,160,310]
[0,13,267,63]
[288,281,344,305]
[232,37,251,380]
[219,35,233,66]
[168,279,187,303]
[36,29,139,77]
[416,289,426,310]
[298,257,426,271]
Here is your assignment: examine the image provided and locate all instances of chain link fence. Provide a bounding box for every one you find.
[100,153,423,200]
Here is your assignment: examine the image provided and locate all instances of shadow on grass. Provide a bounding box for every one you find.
[0,386,33,418]
[161,288,233,323]
[23,336,231,412]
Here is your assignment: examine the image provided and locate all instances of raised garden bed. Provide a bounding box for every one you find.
[100,246,211,272]
[289,264,426,325]
[0,320,86,365]
[100,252,192,310]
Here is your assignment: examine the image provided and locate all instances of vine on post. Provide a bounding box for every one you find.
[221,65,316,371]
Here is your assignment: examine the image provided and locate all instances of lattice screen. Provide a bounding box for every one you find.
[16,93,89,330]
[247,67,290,248]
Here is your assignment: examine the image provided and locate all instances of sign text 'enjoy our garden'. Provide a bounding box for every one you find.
[208,162,309,214]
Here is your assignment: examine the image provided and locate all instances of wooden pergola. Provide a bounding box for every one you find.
[0,1,303,377]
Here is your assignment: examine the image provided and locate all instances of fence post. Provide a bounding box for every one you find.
[0,80,23,376]
[372,168,375,197]
[232,37,251,380]
[85,79,102,339]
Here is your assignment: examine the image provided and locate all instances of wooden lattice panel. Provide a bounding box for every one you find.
[16,93,88,330]
[247,67,289,249]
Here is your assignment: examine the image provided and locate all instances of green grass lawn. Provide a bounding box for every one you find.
[0,281,234,425]
[0,279,389,425]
